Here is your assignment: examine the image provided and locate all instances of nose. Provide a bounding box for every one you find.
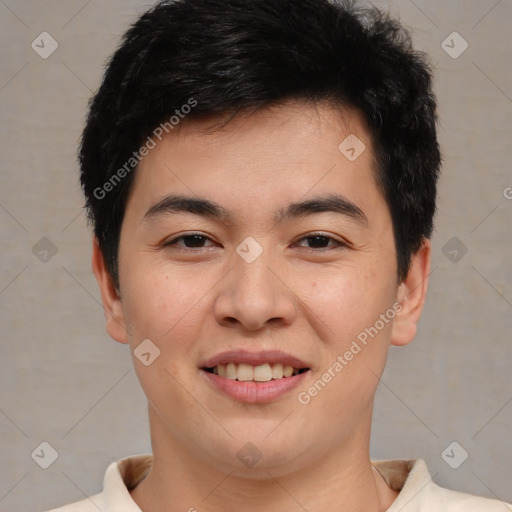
[212,244,298,331]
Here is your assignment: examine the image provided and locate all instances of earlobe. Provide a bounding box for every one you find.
[390,238,431,347]
[91,236,129,344]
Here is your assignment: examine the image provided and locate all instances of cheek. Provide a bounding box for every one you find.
[121,267,204,399]
[305,265,390,345]
[301,272,396,415]
[120,263,205,350]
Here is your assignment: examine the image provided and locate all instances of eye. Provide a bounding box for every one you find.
[292,232,347,250]
[161,231,347,253]
[162,233,217,251]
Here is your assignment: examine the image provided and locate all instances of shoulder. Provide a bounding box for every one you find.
[42,454,152,512]
[373,459,511,511]
[427,483,512,511]
[45,492,106,512]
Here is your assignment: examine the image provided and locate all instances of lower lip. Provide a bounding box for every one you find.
[201,369,310,404]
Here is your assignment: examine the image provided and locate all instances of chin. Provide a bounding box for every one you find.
[199,428,314,477]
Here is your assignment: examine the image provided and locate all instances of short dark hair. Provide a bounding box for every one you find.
[80,0,441,290]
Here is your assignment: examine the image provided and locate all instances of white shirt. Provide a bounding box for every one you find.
[47,454,511,511]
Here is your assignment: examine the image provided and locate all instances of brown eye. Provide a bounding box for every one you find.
[163,233,217,251]
[292,233,346,250]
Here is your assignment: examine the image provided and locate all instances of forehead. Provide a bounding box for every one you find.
[125,99,388,228]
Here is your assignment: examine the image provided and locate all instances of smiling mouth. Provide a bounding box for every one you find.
[202,363,310,382]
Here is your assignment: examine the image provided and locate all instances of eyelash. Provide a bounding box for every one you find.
[161,232,347,253]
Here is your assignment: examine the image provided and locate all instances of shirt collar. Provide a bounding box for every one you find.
[372,458,435,511]
[103,454,152,512]
[103,454,439,511]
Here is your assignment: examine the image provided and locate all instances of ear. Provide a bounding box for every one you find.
[390,238,431,347]
[91,236,129,344]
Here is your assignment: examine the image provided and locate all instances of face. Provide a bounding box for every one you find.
[94,99,429,477]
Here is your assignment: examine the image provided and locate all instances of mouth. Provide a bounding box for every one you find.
[202,363,310,382]
[199,350,312,403]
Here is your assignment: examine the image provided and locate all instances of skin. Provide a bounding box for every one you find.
[93,99,431,512]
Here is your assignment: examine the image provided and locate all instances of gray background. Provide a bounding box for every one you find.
[0,0,511,510]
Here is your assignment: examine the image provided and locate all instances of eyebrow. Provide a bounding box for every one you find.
[143,193,368,226]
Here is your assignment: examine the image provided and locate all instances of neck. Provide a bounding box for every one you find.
[131,406,398,512]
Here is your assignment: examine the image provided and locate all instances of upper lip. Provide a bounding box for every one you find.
[200,349,310,369]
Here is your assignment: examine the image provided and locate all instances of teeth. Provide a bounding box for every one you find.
[211,363,304,381]
[237,363,254,382]
[271,363,283,379]
[253,363,272,382]
[226,363,237,380]
[283,365,293,377]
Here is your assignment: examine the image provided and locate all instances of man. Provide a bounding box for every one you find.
[48,0,511,510]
